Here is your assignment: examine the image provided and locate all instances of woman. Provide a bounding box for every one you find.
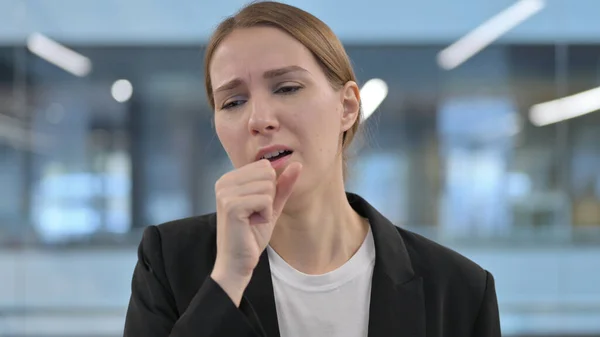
[124,2,501,337]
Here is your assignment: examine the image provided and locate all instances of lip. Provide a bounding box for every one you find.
[254,145,294,161]
[269,152,292,170]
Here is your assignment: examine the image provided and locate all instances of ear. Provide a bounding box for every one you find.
[340,81,361,133]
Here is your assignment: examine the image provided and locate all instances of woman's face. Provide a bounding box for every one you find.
[210,26,359,193]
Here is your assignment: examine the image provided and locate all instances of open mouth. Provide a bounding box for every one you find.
[261,150,293,162]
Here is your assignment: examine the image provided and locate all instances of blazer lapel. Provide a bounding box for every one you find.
[368,272,426,337]
[241,193,426,337]
[347,193,426,337]
[244,251,281,337]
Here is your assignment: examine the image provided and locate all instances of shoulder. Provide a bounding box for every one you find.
[387,227,499,334]
[153,212,218,248]
[392,227,501,334]
[348,191,490,294]
[395,226,490,297]
[140,213,218,277]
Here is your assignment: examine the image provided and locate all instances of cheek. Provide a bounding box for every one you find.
[307,103,341,139]
[215,119,246,159]
[215,120,231,145]
[294,102,341,156]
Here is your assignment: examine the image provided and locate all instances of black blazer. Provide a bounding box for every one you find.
[124,193,501,337]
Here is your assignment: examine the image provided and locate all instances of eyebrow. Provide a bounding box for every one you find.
[213,65,310,94]
[263,65,309,79]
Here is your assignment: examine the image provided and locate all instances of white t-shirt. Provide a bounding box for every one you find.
[266,227,376,337]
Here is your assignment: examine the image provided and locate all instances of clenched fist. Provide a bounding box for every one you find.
[210,159,302,306]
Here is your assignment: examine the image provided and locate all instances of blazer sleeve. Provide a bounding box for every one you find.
[123,225,265,337]
[471,270,502,337]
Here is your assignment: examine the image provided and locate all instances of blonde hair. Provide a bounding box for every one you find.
[204,1,362,176]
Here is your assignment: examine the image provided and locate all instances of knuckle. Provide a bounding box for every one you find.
[261,194,273,205]
[266,168,276,180]
[267,181,276,194]
[259,180,274,193]
[215,176,228,192]
[215,188,225,202]
[221,197,236,211]
[268,182,276,195]
[215,187,232,206]
[218,196,227,209]
[252,159,261,166]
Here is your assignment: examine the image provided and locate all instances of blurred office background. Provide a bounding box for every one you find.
[1,0,600,336]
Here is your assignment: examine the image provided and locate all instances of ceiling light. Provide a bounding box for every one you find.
[437,0,545,70]
[360,78,388,121]
[111,79,133,103]
[26,32,92,77]
[529,86,600,126]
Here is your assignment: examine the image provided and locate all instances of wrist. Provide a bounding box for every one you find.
[210,268,252,307]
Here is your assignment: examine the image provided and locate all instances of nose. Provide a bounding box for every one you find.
[247,97,279,136]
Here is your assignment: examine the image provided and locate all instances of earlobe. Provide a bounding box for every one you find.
[340,81,361,132]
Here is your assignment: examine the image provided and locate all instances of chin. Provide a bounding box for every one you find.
[288,174,310,198]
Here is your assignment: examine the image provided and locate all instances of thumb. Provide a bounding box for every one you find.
[272,162,303,218]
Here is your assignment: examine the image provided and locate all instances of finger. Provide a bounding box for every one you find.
[221,180,275,198]
[228,195,273,224]
[224,160,276,186]
[272,162,303,218]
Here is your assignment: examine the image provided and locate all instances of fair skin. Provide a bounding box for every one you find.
[209,26,369,306]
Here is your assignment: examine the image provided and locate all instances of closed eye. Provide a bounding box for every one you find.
[221,100,246,110]
[220,86,301,110]
[275,85,302,94]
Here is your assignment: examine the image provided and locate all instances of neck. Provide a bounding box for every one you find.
[269,166,369,275]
